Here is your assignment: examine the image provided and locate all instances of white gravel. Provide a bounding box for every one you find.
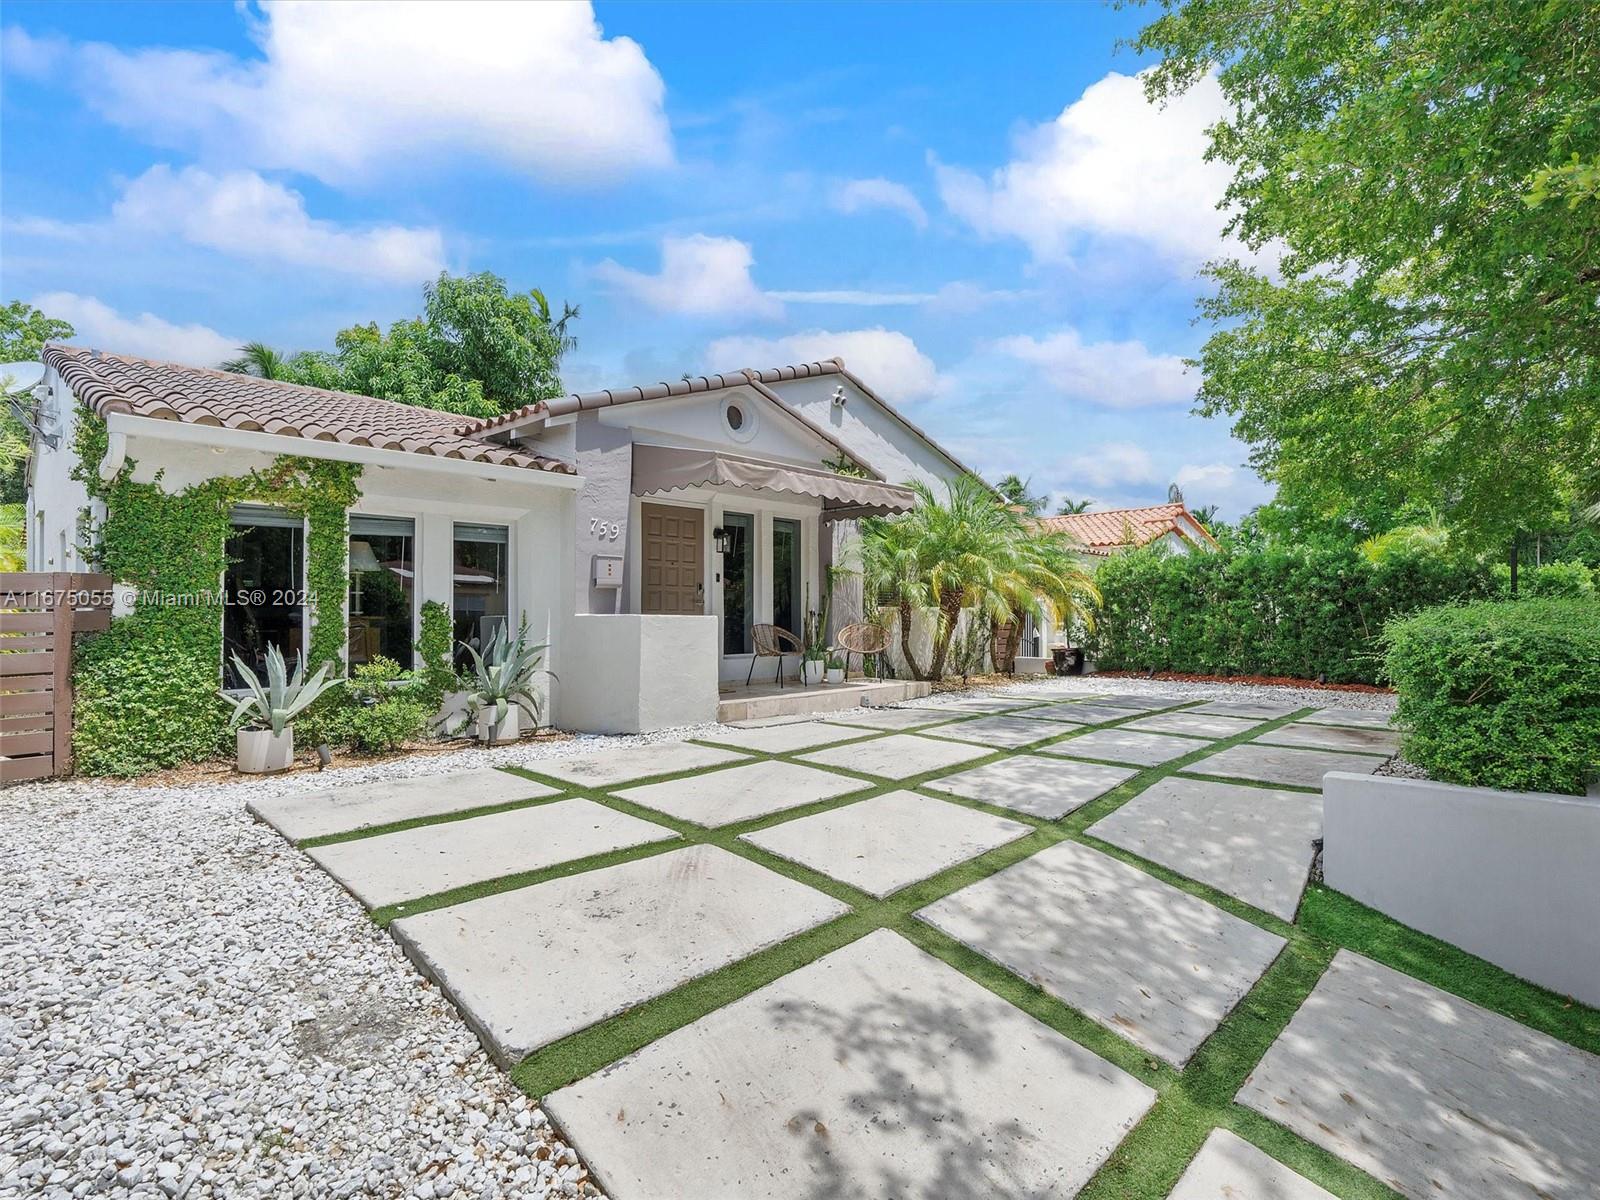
[0,676,1390,1200]
[0,743,651,1198]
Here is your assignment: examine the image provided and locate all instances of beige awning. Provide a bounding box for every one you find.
[631,444,916,518]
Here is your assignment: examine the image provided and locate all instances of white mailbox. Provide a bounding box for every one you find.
[592,554,624,588]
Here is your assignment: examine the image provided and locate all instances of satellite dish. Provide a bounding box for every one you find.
[0,361,45,392]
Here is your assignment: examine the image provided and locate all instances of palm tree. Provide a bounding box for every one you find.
[222,342,292,379]
[994,472,1046,515]
[857,475,1099,680]
[1056,497,1092,514]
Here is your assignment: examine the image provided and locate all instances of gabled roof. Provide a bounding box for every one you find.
[1034,503,1219,557]
[43,345,575,474]
[456,356,979,482]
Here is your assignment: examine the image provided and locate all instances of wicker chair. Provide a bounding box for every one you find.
[834,621,888,680]
[747,623,804,687]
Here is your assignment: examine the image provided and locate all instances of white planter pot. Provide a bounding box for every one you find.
[237,727,294,774]
[802,660,824,686]
[477,707,520,745]
[825,667,844,685]
[1323,770,1600,1007]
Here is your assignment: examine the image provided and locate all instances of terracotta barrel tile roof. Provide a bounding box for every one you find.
[43,345,575,475]
[1034,503,1216,555]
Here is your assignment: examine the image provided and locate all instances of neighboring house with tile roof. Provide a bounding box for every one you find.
[1023,502,1219,663]
[24,346,968,735]
[1034,502,1219,558]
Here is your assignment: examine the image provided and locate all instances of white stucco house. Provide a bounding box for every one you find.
[24,347,973,733]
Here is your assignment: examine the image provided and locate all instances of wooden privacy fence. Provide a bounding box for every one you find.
[1,572,112,784]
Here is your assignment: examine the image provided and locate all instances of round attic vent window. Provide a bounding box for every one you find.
[720,393,759,442]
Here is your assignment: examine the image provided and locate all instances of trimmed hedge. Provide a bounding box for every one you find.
[1383,600,1600,795]
[1087,542,1492,684]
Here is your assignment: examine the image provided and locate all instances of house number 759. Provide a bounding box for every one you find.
[590,518,622,541]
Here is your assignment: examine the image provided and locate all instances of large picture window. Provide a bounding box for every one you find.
[348,515,415,672]
[223,505,304,687]
[453,523,509,666]
[721,511,753,654]
[772,517,802,639]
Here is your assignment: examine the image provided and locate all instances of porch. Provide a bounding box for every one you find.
[715,675,931,724]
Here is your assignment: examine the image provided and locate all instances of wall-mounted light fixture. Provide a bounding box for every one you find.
[712,526,733,555]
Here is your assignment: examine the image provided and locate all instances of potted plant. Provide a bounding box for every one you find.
[223,645,343,774]
[462,624,555,744]
[825,654,845,685]
[801,582,830,686]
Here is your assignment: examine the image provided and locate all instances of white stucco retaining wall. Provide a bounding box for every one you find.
[1322,772,1600,1006]
[556,614,719,734]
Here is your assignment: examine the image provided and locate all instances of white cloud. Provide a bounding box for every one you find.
[706,328,942,405]
[110,166,443,283]
[593,235,783,318]
[27,2,671,185]
[935,70,1243,267]
[831,178,928,230]
[1174,463,1236,491]
[992,328,1193,408]
[1059,442,1158,490]
[34,293,238,367]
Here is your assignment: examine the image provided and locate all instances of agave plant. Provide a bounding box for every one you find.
[222,645,343,735]
[462,624,555,729]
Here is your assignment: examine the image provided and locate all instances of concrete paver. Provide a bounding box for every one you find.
[741,791,1030,897]
[1086,777,1322,920]
[529,741,750,789]
[308,798,675,909]
[1238,951,1600,1200]
[1254,721,1401,754]
[1299,706,1396,730]
[1169,1130,1335,1200]
[920,714,1063,749]
[1124,712,1263,740]
[902,696,1040,715]
[797,732,992,780]
[923,754,1136,819]
[919,840,1286,1065]
[544,931,1158,1200]
[1187,700,1304,720]
[391,845,849,1068]
[820,706,954,732]
[612,759,868,826]
[248,768,559,842]
[1044,727,1205,767]
[694,721,868,754]
[1191,743,1386,789]
[1016,701,1151,725]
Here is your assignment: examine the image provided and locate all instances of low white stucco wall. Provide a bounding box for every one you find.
[1322,772,1600,1006]
[556,614,719,734]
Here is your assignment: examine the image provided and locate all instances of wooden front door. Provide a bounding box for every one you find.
[640,503,704,614]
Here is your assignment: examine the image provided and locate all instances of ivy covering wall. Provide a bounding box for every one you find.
[71,407,362,776]
[1085,540,1495,684]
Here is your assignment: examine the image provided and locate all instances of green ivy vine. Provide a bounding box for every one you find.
[71,405,362,776]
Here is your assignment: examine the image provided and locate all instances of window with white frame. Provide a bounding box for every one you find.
[223,505,304,687]
[348,515,415,671]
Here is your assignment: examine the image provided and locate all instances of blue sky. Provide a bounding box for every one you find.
[0,0,1272,517]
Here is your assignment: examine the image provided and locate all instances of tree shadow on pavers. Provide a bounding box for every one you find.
[1238,951,1600,1199]
[918,842,1284,1068]
[765,989,1055,1200]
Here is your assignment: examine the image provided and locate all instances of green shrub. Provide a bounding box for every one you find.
[1491,559,1594,599]
[301,657,430,752]
[415,599,458,706]
[1383,599,1600,795]
[1087,539,1492,684]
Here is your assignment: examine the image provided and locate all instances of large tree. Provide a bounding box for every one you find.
[857,475,1098,680]
[1132,0,1600,550]
[1,301,76,566]
[228,272,580,420]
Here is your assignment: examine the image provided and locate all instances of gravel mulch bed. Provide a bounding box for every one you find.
[936,672,1401,715]
[0,731,740,1197]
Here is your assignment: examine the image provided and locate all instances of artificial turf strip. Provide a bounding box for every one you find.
[296,787,573,849]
